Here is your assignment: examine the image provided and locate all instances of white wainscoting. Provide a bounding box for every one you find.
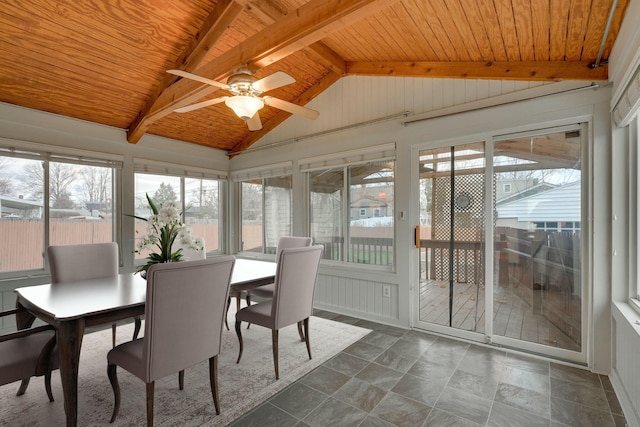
[314,269,400,326]
[611,302,640,427]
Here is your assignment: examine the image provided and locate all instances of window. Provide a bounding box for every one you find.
[0,146,120,274]
[233,163,293,256]
[134,172,223,258]
[503,183,512,192]
[307,153,395,267]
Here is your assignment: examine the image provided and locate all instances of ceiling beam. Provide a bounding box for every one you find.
[127,0,243,143]
[346,61,608,81]
[128,0,396,144]
[228,70,343,157]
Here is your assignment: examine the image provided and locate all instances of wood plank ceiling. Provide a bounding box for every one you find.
[0,0,628,155]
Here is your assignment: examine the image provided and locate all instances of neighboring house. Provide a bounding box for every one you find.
[0,195,42,218]
[496,181,581,231]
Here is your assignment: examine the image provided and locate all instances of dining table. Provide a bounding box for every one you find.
[14,257,277,427]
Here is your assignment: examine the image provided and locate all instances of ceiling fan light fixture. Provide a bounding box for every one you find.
[225,95,264,121]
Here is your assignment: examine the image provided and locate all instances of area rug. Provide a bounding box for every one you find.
[0,312,370,426]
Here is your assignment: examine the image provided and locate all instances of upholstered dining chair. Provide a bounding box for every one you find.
[235,245,322,380]
[0,308,58,402]
[107,256,235,427]
[245,236,313,305]
[47,242,141,348]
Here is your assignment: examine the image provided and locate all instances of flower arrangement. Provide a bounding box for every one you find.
[132,193,204,275]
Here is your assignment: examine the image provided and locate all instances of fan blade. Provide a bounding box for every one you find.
[167,69,229,90]
[252,72,295,93]
[174,96,228,113]
[246,112,262,131]
[264,96,319,120]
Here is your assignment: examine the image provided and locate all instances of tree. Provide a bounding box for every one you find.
[22,162,77,207]
[77,166,111,205]
[0,157,13,195]
[152,182,178,207]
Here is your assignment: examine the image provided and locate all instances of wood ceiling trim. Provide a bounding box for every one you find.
[127,0,243,143]
[346,61,608,81]
[229,70,343,157]
[127,0,396,144]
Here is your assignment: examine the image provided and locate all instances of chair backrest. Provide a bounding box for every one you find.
[142,256,235,382]
[177,237,206,261]
[275,236,313,259]
[47,242,118,283]
[272,246,322,329]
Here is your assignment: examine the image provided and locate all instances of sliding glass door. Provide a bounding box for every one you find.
[415,125,586,361]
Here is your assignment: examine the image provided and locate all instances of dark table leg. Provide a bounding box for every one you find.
[57,318,86,427]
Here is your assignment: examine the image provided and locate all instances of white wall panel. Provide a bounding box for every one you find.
[257,76,548,147]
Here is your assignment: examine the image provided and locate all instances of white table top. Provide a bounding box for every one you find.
[15,258,276,321]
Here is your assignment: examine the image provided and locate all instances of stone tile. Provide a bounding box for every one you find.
[487,401,550,427]
[605,390,624,415]
[229,402,299,427]
[550,377,609,411]
[300,365,351,395]
[355,362,404,390]
[343,341,385,361]
[421,338,469,369]
[494,382,550,416]
[359,415,396,427]
[434,386,493,425]
[374,324,408,338]
[370,391,432,426]
[501,365,550,395]
[354,319,385,330]
[389,335,434,358]
[448,369,499,398]
[599,374,614,391]
[312,309,339,320]
[303,397,368,427]
[323,352,369,376]
[504,353,550,376]
[408,358,456,383]
[331,315,361,325]
[550,363,603,389]
[550,398,616,427]
[402,329,439,344]
[268,382,328,419]
[458,345,506,378]
[359,331,400,350]
[424,408,483,426]
[333,377,387,412]
[392,372,447,406]
[374,347,418,373]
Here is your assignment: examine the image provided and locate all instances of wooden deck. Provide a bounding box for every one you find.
[419,279,581,352]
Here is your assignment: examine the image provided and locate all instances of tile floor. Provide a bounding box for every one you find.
[229,310,627,427]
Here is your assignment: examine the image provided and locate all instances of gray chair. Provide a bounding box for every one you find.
[235,245,322,380]
[245,236,313,305]
[107,256,235,426]
[0,308,58,402]
[47,242,141,347]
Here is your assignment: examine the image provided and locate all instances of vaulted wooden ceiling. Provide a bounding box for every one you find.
[0,0,628,155]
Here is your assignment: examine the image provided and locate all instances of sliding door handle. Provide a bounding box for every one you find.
[415,225,420,248]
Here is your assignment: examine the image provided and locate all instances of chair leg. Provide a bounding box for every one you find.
[297,321,305,342]
[107,364,120,423]
[235,320,244,364]
[178,370,184,390]
[209,355,220,415]
[146,382,155,427]
[15,378,30,396]
[44,368,54,402]
[225,296,231,331]
[272,330,279,380]
[112,323,117,348]
[133,316,142,340]
[304,318,312,360]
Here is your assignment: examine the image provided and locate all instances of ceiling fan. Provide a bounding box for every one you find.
[167,68,319,131]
